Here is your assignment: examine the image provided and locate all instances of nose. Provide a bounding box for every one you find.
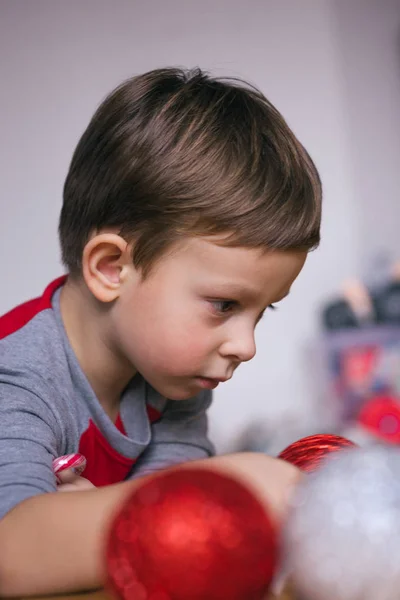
[219,325,257,363]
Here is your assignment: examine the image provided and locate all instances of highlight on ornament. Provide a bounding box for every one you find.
[283,445,400,600]
[105,467,278,600]
[52,453,87,483]
[278,433,356,473]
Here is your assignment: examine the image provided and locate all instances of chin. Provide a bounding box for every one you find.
[164,389,196,401]
[152,380,199,401]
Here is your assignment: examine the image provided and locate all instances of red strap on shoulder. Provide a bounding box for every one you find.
[0,276,67,340]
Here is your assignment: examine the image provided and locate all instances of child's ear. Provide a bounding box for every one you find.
[82,233,134,303]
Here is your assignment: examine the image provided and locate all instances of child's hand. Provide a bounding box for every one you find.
[52,453,95,492]
[56,467,96,492]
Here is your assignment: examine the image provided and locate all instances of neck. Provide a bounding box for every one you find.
[59,277,136,420]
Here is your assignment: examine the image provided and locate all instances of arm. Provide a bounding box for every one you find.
[0,480,136,597]
[0,382,300,596]
[0,453,301,598]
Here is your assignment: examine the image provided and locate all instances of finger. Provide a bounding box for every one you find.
[57,475,96,492]
[57,467,82,484]
[57,482,79,493]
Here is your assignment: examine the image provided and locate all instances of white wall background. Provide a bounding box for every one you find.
[1,0,399,452]
[332,0,400,258]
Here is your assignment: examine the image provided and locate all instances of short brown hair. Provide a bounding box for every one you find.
[59,67,322,276]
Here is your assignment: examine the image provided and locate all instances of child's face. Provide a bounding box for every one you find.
[113,237,306,400]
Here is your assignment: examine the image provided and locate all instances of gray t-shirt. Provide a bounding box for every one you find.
[0,277,214,520]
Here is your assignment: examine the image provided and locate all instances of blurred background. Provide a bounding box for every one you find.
[1,0,400,455]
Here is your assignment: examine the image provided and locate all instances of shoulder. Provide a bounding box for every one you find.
[0,278,68,407]
[0,277,65,343]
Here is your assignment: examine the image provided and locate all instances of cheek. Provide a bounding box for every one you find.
[147,318,212,371]
[119,295,215,371]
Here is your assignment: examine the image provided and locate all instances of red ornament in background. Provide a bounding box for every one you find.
[278,434,356,473]
[106,468,278,600]
[357,395,400,445]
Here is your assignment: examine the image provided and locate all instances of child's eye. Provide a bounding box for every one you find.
[210,301,277,318]
[210,300,237,315]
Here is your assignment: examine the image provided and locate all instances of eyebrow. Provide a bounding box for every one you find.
[209,285,291,304]
[209,284,260,300]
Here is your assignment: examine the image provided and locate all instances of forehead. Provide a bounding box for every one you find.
[164,237,307,298]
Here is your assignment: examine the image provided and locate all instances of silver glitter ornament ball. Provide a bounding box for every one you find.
[284,446,400,600]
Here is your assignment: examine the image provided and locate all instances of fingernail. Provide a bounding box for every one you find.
[72,465,85,476]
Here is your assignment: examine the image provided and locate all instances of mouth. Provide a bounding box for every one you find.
[195,376,230,390]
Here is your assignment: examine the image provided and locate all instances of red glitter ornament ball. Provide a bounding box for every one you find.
[278,434,356,473]
[106,468,278,600]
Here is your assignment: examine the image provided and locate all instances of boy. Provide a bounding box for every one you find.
[0,67,321,596]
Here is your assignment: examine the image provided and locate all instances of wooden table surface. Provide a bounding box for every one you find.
[27,586,296,600]
[26,592,109,600]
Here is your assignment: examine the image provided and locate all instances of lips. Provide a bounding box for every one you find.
[196,376,231,389]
